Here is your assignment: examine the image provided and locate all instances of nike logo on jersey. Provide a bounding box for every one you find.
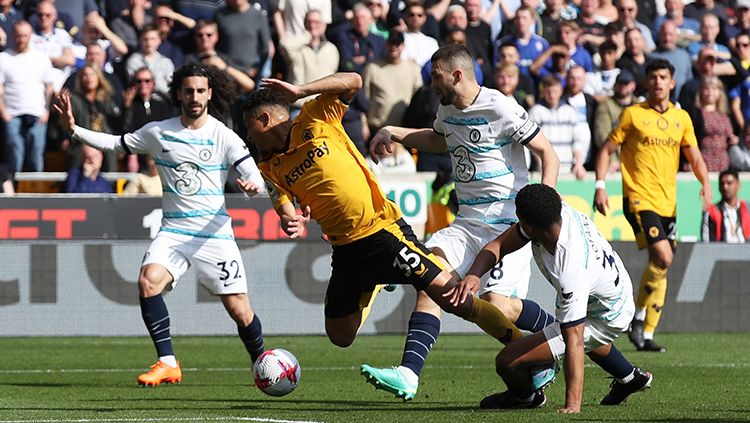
[162,148,173,153]
[561,291,573,300]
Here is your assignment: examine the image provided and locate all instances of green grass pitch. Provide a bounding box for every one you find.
[0,333,748,422]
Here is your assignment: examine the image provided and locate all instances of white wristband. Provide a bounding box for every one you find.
[595,180,606,190]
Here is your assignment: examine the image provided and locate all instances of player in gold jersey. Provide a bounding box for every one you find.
[593,59,712,352]
[241,72,525,358]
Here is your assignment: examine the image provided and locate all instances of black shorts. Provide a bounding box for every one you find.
[623,198,677,250]
[324,218,444,319]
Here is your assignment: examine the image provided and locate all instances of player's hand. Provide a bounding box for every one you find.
[558,406,581,414]
[369,127,393,164]
[444,275,480,306]
[700,183,713,211]
[593,188,609,216]
[260,78,304,102]
[572,163,586,180]
[236,178,260,196]
[53,89,76,135]
[285,205,311,238]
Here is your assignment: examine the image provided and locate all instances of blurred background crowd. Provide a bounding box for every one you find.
[0,0,749,196]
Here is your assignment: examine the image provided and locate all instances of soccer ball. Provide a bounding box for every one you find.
[253,348,301,396]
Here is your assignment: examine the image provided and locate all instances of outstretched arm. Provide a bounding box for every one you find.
[261,72,362,104]
[369,126,447,163]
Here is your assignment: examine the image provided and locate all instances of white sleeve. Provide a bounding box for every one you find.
[224,133,264,188]
[432,107,445,135]
[72,125,125,153]
[555,247,589,326]
[497,95,539,145]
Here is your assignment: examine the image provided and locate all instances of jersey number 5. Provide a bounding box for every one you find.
[393,247,423,277]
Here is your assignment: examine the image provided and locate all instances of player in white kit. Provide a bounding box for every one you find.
[361,44,560,400]
[54,64,268,387]
[453,184,653,412]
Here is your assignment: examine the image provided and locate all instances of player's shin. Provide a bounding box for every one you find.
[465,296,523,344]
[140,294,174,359]
[637,262,668,335]
[238,314,265,363]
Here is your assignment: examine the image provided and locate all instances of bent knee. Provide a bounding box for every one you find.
[138,266,171,296]
[326,330,355,348]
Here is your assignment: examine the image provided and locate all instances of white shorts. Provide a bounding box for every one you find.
[142,231,248,295]
[425,218,531,298]
[542,314,632,363]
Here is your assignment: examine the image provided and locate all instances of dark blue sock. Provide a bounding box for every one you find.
[516,299,555,332]
[140,294,173,357]
[238,315,265,363]
[400,311,440,377]
[588,345,634,379]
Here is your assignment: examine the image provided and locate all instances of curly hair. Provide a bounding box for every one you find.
[240,88,288,115]
[169,63,238,121]
[515,184,562,230]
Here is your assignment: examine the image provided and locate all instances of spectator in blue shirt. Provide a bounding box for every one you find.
[65,144,114,193]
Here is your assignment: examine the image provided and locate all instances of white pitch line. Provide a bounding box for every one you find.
[0,417,322,423]
[0,362,746,375]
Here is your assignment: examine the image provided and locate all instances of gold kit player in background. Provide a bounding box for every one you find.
[594,58,713,352]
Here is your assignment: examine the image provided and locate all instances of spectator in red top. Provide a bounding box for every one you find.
[702,170,750,243]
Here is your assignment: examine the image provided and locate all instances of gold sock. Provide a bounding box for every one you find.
[636,262,667,334]
[468,297,523,344]
[357,285,383,331]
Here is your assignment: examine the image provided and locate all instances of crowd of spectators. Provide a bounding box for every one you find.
[0,0,748,193]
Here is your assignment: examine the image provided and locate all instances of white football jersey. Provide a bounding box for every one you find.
[122,115,262,239]
[532,204,633,326]
[433,87,540,226]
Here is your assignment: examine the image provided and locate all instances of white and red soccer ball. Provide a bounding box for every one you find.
[253,348,301,397]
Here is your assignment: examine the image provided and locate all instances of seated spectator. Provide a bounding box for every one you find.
[185,20,254,92]
[125,24,174,96]
[152,3,193,67]
[616,27,651,97]
[55,63,122,172]
[28,0,79,41]
[681,47,738,118]
[531,44,570,88]
[365,0,389,39]
[650,20,693,101]
[653,0,701,48]
[616,0,655,52]
[63,42,125,106]
[495,41,536,98]
[584,40,620,100]
[123,155,161,195]
[593,70,636,171]
[330,2,386,74]
[564,65,597,168]
[364,31,422,134]
[110,0,155,55]
[702,170,750,243]
[401,1,439,68]
[687,14,731,62]
[495,62,533,109]
[122,67,174,171]
[274,0,332,38]
[528,74,589,178]
[463,0,493,84]
[530,20,594,78]
[495,5,549,75]
[278,9,339,113]
[0,0,22,52]
[576,0,607,55]
[72,13,129,70]
[539,0,573,44]
[215,0,269,80]
[422,29,483,86]
[596,0,618,25]
[723,1,750,49]
[65,144,114,193]
[691,76,736,172]
[685,0,730,27]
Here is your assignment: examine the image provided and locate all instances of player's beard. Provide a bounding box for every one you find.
[438,88,457,106]
[182,101,208,119]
